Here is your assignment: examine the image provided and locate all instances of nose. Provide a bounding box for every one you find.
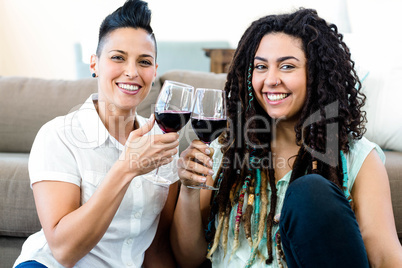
[264,69,281,87]
[125,63,138,79]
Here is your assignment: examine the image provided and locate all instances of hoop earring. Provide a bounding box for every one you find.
[275,80,280,86]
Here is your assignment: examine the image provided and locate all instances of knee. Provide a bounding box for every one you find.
[282,174,347,216]
[289,173,326,188]
[286,174,337,202]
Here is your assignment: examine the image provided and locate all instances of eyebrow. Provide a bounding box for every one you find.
[109,49,127,55]
[108,50,154,59]
[254,56,299,62]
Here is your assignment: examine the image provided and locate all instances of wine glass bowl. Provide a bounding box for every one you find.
[148,80,194,185]
[188,88,227,190]
[154,80,193,133]
[154,111,192,134]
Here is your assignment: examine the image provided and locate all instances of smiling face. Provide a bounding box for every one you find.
[90,27,157,113]
[252,33,307,123]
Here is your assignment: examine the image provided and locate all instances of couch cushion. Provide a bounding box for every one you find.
[0,153,41,237]
[0,77,97,152]
[0,76,161,153]
[0,236,26,268]
[384,151,402,241]
[160,70,227,91]
[360,65,402,152]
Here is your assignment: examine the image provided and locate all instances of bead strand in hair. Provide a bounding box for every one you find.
[231,175,251,258]
[265,165,278,264]
[275,231,286,264]
[222,174,240,257]
[222,203,231,257]
[242,183,254,247]
[206,210,225,259]
[246,167,268,265]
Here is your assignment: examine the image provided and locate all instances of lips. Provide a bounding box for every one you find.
[266,93,290,102]
[117,83,140,95]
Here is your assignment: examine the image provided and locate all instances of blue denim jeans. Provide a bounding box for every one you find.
[15,261,47,268]
[279,174,369,267]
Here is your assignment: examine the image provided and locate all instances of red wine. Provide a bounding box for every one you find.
[155,111,191,133]
[191,117,227,144]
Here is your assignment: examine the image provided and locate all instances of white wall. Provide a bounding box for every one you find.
[1,0,77,79]
[149,0,351,44]
[0,0,126,80]
[0,0,400,80]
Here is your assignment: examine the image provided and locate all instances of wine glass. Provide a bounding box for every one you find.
[187,88,227,190]
[149,80,193,185]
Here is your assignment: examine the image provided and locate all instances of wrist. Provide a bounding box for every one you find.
[180,183,201,198]
[113,159,138,183]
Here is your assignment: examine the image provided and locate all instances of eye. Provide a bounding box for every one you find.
[280,64,295,70]
[139,60,152,66]
[111,55,124,61]
[254,64,267,70]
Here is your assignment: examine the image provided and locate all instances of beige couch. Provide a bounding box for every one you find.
[0,70,401,267]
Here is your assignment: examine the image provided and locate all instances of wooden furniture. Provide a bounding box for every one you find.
[203,48,235,73]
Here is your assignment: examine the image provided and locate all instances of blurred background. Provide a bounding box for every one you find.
[0,0,401,80]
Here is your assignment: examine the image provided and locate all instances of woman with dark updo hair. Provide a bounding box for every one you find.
[14,1,179,267]
[172,8,402,268]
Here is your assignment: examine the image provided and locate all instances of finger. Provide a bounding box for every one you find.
[179,145,213,168]
[179,157,214,177]
[193,157,214,176]
[207,146,215,158]
[190,140,212,155]
[129,114,155,140]
[161,147,179,159]
[149,136,179,154]
[177,156,187,169]
[193,151,214,168]
[151,146,178,167]
[154,132,180,144]
[178,169,207,185]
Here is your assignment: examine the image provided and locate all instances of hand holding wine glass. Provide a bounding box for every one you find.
[149,80,193,185]
[187,88,227,190]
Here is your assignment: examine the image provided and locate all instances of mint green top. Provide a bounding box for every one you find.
[209,136,385,268]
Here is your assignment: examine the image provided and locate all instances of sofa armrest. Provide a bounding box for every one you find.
[0,153,41,237]
[384,151,402,242]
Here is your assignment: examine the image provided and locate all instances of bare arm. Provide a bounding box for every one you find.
[33,119,179,268]
[143,181,179,268]
[33,165,132,268]
[352,150,402,267]
[171,141,214,267]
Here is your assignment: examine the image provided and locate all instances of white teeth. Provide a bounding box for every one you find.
[267,93,288,101]
[118,83,139,91]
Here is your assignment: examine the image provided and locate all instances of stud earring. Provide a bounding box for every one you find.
[152,81,155,86]
[92,73,96,78]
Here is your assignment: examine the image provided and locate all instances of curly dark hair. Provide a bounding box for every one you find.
[206,8,367,264]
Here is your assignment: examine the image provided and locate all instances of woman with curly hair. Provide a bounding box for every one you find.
[171,8,402,268]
